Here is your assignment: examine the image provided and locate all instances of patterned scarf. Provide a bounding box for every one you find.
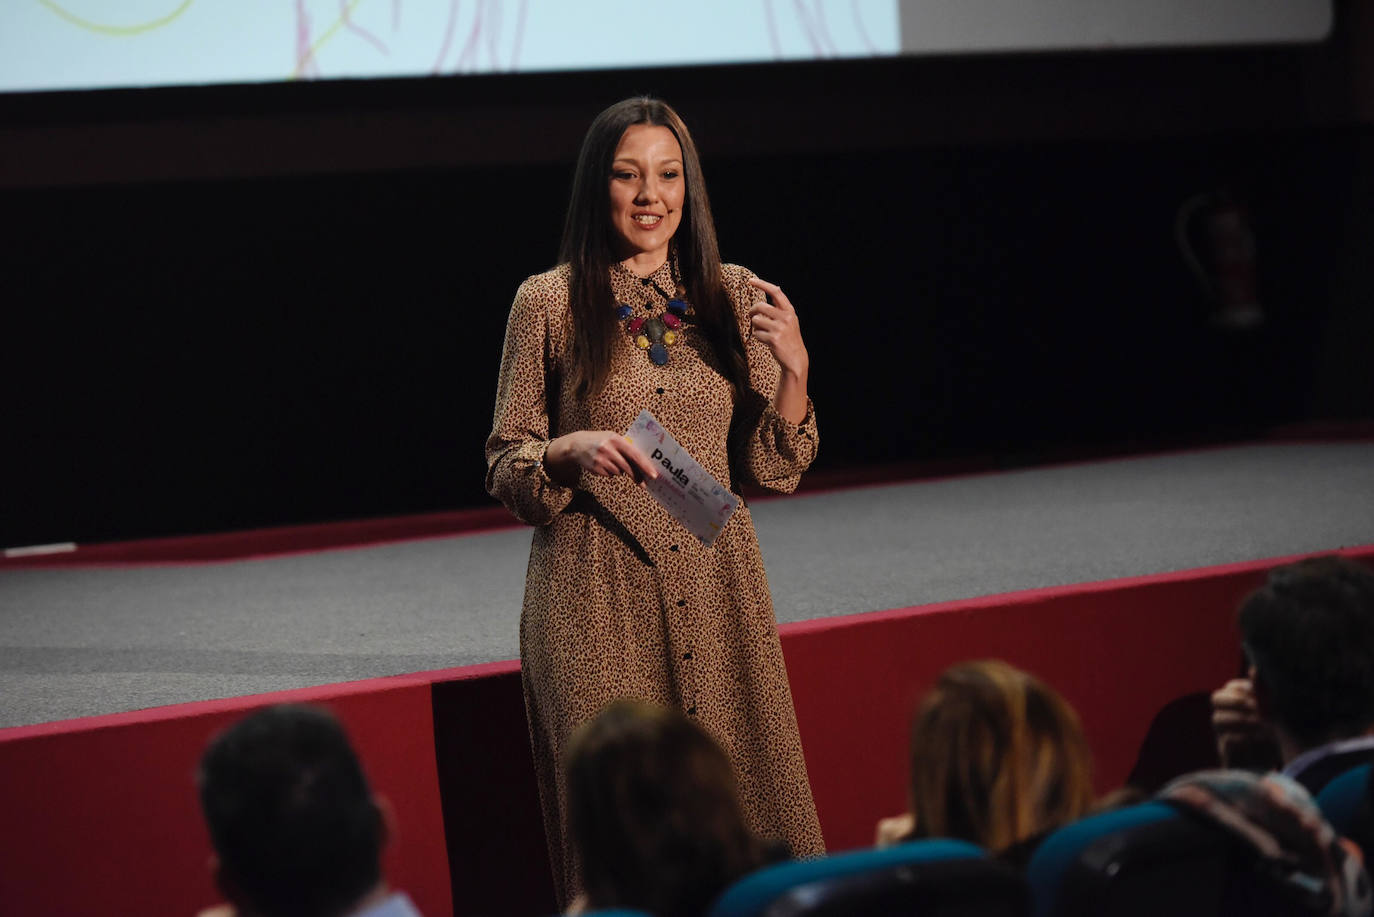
[1160,770,1372,916]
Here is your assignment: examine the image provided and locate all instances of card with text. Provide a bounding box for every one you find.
[625,410,739,547]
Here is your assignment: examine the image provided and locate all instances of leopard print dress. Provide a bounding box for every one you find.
[485,258,826,903]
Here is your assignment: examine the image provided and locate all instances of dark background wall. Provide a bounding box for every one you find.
[3,7,1372,548]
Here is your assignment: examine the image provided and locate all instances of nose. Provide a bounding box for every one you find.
[633,174,659,205]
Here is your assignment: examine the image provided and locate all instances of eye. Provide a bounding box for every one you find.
[611,170,636,180]
[662,170,680,180]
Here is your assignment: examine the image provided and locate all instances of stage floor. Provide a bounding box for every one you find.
[2,442,1371,730]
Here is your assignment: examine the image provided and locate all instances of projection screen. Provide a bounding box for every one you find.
[0,0,1334,95]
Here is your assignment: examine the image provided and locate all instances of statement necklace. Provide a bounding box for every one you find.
[616,276,690,366]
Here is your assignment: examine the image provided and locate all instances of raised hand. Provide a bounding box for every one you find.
[1210,677,1277,768]
[747,276,809,378]
[747,276,810,424]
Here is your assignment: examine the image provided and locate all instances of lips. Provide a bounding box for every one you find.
[632,212,663,227]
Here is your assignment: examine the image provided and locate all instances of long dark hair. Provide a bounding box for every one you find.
[566,700,775,917]
[558,97,749,398]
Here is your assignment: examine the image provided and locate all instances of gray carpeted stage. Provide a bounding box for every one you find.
[2,442,1371,730]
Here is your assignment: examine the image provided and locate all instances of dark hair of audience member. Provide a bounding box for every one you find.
[198,704,384,917]
[566,699,781,917]
[1240,555,1374,750]
[908,660,1096,852]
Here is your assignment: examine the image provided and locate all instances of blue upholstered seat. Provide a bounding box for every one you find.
[1025,801,1239,917]
[1316,762,1372,837]
[706,838,1014,917]
[760,855,1027,916]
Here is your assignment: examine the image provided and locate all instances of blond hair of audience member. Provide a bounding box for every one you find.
[565,699,783,917]
[877,660,1096,853]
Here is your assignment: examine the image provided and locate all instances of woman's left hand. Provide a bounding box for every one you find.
[747,277,809,379]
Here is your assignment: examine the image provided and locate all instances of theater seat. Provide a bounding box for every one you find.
[1024,801,1287,917]
[1316,763,1372,837]
[758,855,1027,916]
[706,839,1020,917]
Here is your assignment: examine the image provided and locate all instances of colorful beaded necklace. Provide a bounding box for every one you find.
[616,273,691,366]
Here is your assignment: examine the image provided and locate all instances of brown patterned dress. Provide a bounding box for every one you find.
[485,258,826,901]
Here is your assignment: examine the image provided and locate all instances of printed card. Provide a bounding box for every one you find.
[624,409,740,547]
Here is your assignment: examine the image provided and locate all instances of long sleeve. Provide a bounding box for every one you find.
[485,273,578,526]
[725,265,819,494]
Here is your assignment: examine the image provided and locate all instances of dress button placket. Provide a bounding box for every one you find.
[662,543,698,719]
[676,600,693,700]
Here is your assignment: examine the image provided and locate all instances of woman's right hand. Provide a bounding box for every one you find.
[544,430,660,487]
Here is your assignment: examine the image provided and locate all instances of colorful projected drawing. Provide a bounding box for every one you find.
[35,0,195,37]
[0,1,1333,94]
[1,1,900,93]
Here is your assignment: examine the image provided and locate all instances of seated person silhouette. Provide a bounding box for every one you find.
[876,659,1100,865]
[197,704,420,917]
[564,699,788,916]
[1212,556,1374,794]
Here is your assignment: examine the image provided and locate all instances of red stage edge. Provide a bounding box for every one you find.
[1,546,1371,916]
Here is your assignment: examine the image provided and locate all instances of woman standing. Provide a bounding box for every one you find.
[485,97,823,901]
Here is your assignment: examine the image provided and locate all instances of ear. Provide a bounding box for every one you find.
[374,795,395,851]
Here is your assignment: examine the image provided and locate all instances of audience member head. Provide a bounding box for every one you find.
[908,660,1095,851]
[1240,556,1374,755]
[566,699,777,917]
[198,704,387,917]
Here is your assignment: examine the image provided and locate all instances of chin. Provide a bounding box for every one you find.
[619,237,669,259]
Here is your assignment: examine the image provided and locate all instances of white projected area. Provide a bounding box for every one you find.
[0,0,1333,94]
[0,1,899,93]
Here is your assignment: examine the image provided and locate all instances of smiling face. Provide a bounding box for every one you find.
[607,123,685,271]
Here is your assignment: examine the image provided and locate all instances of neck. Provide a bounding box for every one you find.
[618,250,668,277]
[1284,723,1374,765]
[340,882,391,917]
[231,879,391,917]
[1276,728,1305,766]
